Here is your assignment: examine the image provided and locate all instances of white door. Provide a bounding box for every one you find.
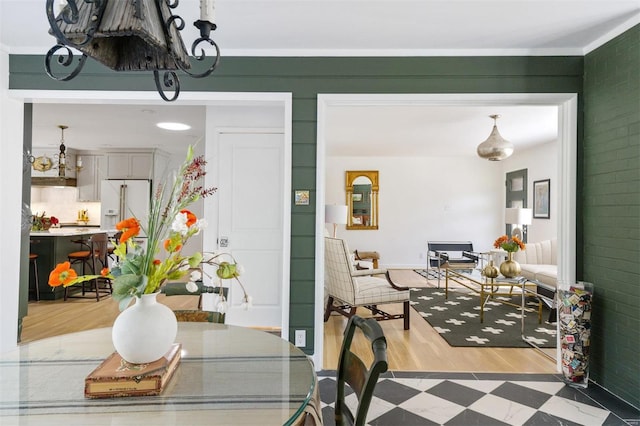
[214,131,285,327]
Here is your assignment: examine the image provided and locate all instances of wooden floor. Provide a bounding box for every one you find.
[21,270,557,374]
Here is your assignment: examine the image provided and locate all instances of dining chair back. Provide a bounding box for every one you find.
[335,315,388,426]
[174,310,226,323]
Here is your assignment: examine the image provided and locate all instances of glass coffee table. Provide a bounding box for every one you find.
[445,266,541,323]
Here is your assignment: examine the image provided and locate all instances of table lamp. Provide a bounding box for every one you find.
[325,204,348,237]
[505,207,533,242]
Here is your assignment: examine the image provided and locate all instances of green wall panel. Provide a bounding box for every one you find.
[292,168,317,189]
[583,24,640,408]
[11,53,591,364]
[292,144,317,168]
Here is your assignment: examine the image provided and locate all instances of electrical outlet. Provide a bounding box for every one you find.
[419,252,424,259]
[295,330,306,347]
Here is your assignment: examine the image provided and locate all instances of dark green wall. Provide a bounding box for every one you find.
[583,25,640,408]
[10,56,584,354]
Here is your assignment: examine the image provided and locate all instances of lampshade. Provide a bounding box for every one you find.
[505,207,533,225]
[325,205,348,225]
[477,114,514,161]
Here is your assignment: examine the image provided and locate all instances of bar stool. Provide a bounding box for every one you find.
[67,239,92,275]
[28,253,40,301]
[65,233,113,301]
[66,239,93,298]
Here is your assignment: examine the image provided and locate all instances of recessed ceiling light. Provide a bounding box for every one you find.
[156,122,191,131]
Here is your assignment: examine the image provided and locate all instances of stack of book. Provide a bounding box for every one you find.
[85,343,181,399]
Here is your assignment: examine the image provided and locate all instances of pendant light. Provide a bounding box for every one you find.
[476,114,514,161]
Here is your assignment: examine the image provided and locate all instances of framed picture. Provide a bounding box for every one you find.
[294,190,309,206]
[533,179,550,219]
[352,193,363,202]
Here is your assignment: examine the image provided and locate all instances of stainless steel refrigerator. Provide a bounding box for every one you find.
[100,180,151,236]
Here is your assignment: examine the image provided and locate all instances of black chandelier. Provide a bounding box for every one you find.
[45,0,220,101]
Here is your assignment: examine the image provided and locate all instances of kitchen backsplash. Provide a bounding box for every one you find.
[31,187,101,226]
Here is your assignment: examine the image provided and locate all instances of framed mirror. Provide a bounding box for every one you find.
[346,170,379,230]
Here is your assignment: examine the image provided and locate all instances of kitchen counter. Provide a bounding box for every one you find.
[30,228,116,237]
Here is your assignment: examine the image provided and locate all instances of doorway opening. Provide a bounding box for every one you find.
[315,93,577,370]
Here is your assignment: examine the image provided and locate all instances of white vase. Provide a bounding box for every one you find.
[111,293,178,364]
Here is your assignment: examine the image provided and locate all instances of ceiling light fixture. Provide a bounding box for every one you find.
[45,0,220,102]
[56,125,69,177]
[156,122,191,131]
[476,114,514,161]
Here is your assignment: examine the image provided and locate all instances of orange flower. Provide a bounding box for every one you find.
[493,235,509,249]
[153,259,161,265]
[100,268,109,277]
[48,261,78,287]
[180,209,197,227]
[116,217,140,243]
[163,239,182,253]
[513,236,526,251]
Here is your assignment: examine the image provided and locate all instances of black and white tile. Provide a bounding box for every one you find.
[318,371,639,425]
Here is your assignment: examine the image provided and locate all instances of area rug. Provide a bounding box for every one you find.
[411,287,556,348]
[414,269,438,280]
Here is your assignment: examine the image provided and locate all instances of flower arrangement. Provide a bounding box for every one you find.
[32,212,59,231]
[493,234,526,253]
[48,146,251,312]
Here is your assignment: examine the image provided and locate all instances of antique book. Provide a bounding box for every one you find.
[84,343,181,398]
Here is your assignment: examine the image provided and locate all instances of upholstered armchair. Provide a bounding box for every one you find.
[324,237,410,330]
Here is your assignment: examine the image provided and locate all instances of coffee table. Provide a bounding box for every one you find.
[445,267,541,323]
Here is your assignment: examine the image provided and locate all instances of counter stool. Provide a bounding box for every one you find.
[65,234,113,301]
[66,239,93,298]
[67,239,92,275]
[28,253,40,301]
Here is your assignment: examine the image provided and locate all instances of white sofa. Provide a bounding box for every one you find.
[513,239,557,288]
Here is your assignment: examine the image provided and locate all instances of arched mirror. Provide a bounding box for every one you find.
[346,170,379,230]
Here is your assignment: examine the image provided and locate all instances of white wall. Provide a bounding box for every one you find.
[326,156,505,268]
[326,141,558,268]
[502,141,558,242]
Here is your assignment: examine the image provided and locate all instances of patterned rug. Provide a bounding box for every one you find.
[411,287,557,348]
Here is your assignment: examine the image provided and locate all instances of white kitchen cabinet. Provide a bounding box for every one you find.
[107,153,153,179]
[77,154,107,201]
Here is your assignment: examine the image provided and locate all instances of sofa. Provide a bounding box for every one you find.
[513,239,557,288]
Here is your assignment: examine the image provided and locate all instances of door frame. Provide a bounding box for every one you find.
[4,89,292,348]
[315,93,578,370]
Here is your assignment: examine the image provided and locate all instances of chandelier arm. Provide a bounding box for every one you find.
[154,70,180,102]
[166,14,187,31]
[45,45,89,82]
[173,20,220,78]
[174,37,220,79]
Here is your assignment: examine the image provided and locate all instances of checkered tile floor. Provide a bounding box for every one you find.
[317,371,639,425]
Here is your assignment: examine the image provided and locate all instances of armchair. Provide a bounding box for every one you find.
[324,237,410,330]
[427,241,479,287]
